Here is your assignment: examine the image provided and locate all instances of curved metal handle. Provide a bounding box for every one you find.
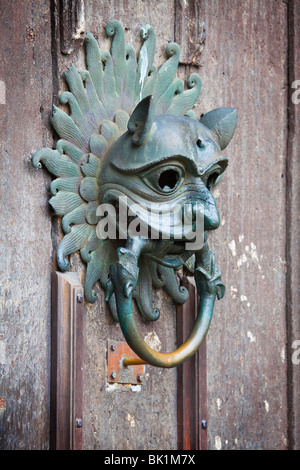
[108,243,224,368]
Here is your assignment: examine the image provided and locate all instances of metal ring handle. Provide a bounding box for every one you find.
[109,245,222,368]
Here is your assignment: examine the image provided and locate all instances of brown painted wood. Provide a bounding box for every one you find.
[0,0,53,450]
[59,0,85,54]
[0,0,296,451]
[176,275,207,450]
[72,284,84,450]
[51,272,83,450]
[198,0,288,450]
[287,0,300,451]
[175,0,205,66]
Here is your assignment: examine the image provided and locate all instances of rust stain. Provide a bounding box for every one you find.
[107,340,145,385]
[26,26,35,41]
[0,397,6,410]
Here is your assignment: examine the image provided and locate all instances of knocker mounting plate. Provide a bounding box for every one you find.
[107,340,145,385]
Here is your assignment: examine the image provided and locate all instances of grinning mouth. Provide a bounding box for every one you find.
[99,183,220,242]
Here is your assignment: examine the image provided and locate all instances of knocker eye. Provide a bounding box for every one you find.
[141,164,185,194]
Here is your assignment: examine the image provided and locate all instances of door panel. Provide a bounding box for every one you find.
[0,0,53,449]
[198,0,288,450]
[1,0,298,450]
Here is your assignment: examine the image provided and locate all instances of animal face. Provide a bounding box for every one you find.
[98,96,237,244]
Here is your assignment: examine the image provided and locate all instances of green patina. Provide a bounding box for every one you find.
[33,20,237,367]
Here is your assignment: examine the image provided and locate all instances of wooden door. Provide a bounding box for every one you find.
[0,0,299,450]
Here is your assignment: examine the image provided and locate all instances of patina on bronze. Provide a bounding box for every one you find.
[32,20,237,368]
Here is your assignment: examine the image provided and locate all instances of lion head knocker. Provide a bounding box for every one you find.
[33,20,237,367]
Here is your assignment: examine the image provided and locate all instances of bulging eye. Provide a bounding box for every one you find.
[158,169,180,191]
[141,164,185,194]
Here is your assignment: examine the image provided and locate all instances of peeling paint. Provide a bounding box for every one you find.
[130,385,142,392]
[282,435,287,447]
[144,331,161,352]
[215,435,222,450]
[264,400,269,413]
[73,0,85,39]
[106,382,141,392]
[280,347,286,363]
[106,383,121,392]
[234,240,263,271]
[229,240,236,256]
[0,337,6,364]
[230,286,238,299]
[250,243,262,269]
[0,80,6,104]
[250,242,259,263]
[216,398,222,410]
[213,188,220,198]
[247,331,256,343]
[237,253,248,268]
[127,413,136,427]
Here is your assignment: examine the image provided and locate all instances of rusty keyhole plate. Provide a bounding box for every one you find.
[107,340,145,385]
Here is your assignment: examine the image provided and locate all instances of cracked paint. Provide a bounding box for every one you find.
[228,240,236,256]
[247,331,256,343]
[127,413,136,428]
[0,80,6,104]
[215,435,222,450]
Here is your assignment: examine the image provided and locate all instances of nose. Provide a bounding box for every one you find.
[184,187,220,231]
[203,190,220,230]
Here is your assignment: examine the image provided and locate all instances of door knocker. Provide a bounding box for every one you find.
[33,20,237,368]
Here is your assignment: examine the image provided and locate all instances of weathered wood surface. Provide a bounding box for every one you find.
[197,0,288,450]
[50,272,84,450]
[0,0,298,450]
[287,0,300,451]
[0,0,53,449]
[177,276,207,450]
[175,0,205,66]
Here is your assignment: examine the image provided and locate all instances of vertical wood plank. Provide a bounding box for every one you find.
[51,272,83,450]
[197,337,208,450]
[0,0,53,449]
[176,276,207,450]
[72,285,84,450]
[54,1,179,450]
[198,0,288,450]
[287,0,300,451]
[59,0,85,54]
[174,0,206,66]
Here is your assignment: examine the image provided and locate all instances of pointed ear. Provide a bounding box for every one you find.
[200,108,237,150]
[128,95,155,145]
